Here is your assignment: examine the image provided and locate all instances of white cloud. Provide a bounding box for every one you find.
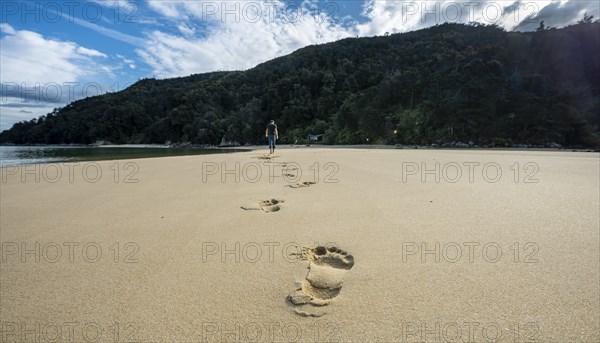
[0,24,118,128]
[139,0,356,77]
[357,0,598,35]
[514,0,600,31]
[146,1,187,19]
[0,23,16,35]
[116,54,137,69]
[64,13,147,46]
[0,24,109,84]
[177,23,196,36]
[77,46,108,58]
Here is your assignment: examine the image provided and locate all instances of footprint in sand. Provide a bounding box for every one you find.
[278,162,297,168]
[256,154,278,160]
[241,199,284,212]
[287,181,316,188]
[287,246,354,317]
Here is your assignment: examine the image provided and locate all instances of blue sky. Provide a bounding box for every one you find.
[1,0,599,131]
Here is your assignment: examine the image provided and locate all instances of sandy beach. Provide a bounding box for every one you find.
[1,148,598,342]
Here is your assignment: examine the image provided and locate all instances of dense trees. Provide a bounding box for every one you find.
[1,22,599,147]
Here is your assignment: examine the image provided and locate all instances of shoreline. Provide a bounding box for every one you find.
[1,144,597,168]
[0,145,247,166]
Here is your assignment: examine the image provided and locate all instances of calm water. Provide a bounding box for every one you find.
[0,146,244,166]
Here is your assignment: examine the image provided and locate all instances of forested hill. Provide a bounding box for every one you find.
[1,22,599,147]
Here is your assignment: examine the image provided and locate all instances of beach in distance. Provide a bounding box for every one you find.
[1,148,598,342]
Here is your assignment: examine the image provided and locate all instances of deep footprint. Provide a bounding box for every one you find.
[287,181,317,189]
[241,199,284,212]
[287,246,354,316]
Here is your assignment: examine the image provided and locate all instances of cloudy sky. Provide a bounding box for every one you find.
[1,0,598,131]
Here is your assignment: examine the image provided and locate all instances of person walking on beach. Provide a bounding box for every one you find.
[265,120,279,154]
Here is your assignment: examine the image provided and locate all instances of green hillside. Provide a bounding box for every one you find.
[1,22,599,147]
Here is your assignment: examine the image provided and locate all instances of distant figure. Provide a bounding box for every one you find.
[265,120,279,154]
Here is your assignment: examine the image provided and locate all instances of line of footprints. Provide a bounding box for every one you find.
[242,155,355,317]
[240,158,315,212]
